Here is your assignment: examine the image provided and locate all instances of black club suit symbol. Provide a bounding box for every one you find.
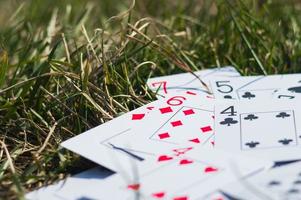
[224,95,233,99]
[245,141,260,148]
[219,118,238,126]
[242,92,256,99]
[268,180,281,186]
[278,138,293,145]
[244,114,258,121]
[276,112,290,118]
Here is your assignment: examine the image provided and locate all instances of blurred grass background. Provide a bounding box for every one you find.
[1,0,301,199]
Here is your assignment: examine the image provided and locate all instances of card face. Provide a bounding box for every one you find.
[240,111,296,150]
[210,74,301,101]
[76,146,270,200]
[61,91,214,173]
[147,66,240,99]
[105,94,218,163]
[149,106,213,144]
[215,100,301,162]
[222,161,301,200]
[26,167,113,200]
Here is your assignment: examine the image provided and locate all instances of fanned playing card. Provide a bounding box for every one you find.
[210,74,301,101]
[98,91,220,166]
[215,100,301,162]
[147,66,240,99]
[61,91,212,173]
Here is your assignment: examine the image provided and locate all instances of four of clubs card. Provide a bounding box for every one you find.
[215,100,301,162]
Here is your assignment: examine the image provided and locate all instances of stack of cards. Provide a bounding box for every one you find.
[27,66,301,200]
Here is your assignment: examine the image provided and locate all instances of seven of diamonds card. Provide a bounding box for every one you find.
[215,100,301,162]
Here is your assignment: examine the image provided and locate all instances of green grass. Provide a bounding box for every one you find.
[1,0,301,199]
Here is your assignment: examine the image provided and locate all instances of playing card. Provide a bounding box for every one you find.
[26,167,113,200]
[61,91,212,173]
[221,161,301,200]
[215,100,301,162]
[210,74,301,101]
[147,66,240,99]
[101,92,219,164]
[73,146,271,200]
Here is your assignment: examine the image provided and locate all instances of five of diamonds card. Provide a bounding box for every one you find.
[27,66,301,200]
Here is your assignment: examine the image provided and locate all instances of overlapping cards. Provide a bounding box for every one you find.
[27,66,301,199]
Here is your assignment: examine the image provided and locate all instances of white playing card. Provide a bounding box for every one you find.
[221,161,301,200]
[210,74,301,101]
[26,167,113,200]
[102,92,219,162]
[61,91,211,173]
[215,100,301,162]
[74,146,271,200]
[147,66,240,99]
